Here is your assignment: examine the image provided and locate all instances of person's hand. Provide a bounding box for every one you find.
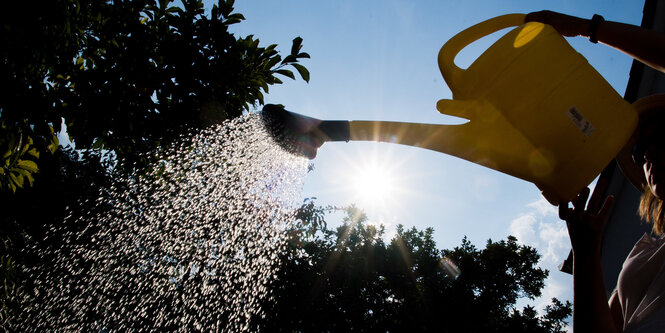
[526,10,590,38]
[261,104,325,159]
[559,178,615,256]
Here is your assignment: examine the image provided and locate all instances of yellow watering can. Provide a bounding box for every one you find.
[262,14,640,205]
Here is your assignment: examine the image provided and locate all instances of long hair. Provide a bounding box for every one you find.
[639,185,665,235]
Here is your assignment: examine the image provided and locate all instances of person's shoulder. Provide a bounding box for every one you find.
[628,233,664,256]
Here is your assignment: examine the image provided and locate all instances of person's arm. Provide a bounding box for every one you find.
[559,178,617,332]
[526,10,665,73]
[608,290,624,332]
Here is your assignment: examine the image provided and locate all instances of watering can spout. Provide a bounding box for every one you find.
[260,105,461,161]
[260,104,497,166]
[260,104,350,159]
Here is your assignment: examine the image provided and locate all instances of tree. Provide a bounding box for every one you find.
[0,0,309,324]
[0,0,310,190]
[262,202,571,332]
[0,147,115,325]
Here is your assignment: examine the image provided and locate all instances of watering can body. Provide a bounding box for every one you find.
[353,14,638,204]
[263,14,640,205]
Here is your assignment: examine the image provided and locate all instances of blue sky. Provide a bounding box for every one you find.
[215,0,644,321]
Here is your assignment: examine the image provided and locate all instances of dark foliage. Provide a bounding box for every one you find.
[0,0,309,325]
[1,0,309,188]
[0,148,114,324]
[262,203,572,332]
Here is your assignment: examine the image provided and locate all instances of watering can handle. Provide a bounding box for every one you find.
[438,14,526,93]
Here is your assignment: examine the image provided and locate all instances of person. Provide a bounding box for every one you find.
[525,10,665,333]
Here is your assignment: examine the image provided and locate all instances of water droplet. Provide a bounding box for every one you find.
[17,114,308,331]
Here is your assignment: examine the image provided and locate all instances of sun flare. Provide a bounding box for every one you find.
[341,148,412,215]
[351,164,395,206]
[325,144,414,220]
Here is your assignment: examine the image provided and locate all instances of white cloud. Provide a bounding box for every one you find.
[527,197,558,218]
[539,222,570,264]
[537,276,572,311]
[510,197,573,329]
[535,275,573,332]
[509,214,538,246]
[509,197,569,265]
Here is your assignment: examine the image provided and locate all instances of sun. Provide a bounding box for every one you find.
[341,147,409,214]
[351,164,395,206]
[320,143,413,219]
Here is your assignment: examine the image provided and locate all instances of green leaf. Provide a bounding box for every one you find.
[281,55,297,64]
[263,49,278,58]
[224,17,243,25]
[292,63,310,83]
[258,79,269,93]
[15,168,32,177]
[291,37,303,56]
[27,148,39,159]
[20,143,29,155]
[257,91,264,105]
[9,172,23,188]
[48,135,59,154]
[15,168,35,186]
[275,69,295,80]
[266,57,280,69]
[228,13,245,21]
[219,0,236,17]
[24,172,35,187]
[17,160,38,173]
[297,52,311,59]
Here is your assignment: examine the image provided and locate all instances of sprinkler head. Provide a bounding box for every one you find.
[260,104,350,159]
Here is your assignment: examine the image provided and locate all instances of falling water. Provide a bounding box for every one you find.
[14,114,308,331]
